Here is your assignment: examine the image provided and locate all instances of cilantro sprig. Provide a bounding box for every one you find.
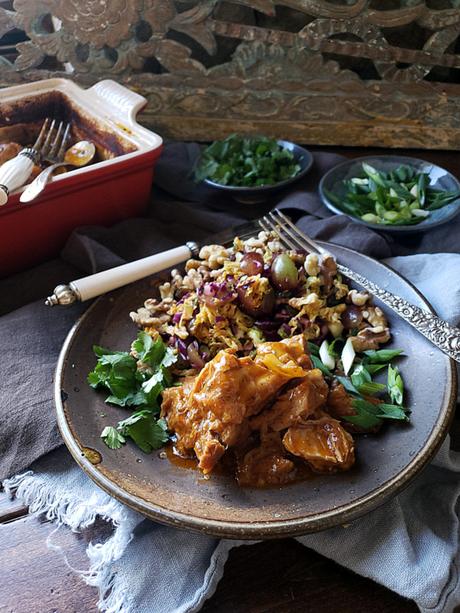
[88,331,177,453]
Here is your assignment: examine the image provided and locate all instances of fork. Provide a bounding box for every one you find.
[260,209,460,364]
[0,118,70,206]
[44,223,264,306]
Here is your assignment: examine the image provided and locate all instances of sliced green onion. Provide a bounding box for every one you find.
[411,209,429,218]
[341,337,356,375]
[319,339,335,370]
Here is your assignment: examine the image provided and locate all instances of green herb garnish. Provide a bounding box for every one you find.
[387,364,404,406]
[88,331,177,454]
[307,341,320,357]
[194,134,301,187]
[311,354,332,377]
[332,163,460,226]
[343,398,384,430]
[328,337,344,358]
[101,426,126,450]
[335,375,360,396]
[334,349,408,429]
[342,397,409,429]
[363,349,404,363]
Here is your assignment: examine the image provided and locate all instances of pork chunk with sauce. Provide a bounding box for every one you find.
[161,341,310,474]
[254,334,312,374]
[250,368,328,433]
[236,433,296,487]
[283,414,355,473]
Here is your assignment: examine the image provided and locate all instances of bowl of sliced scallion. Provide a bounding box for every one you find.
[319,155,460,232]
[194,134,313,203]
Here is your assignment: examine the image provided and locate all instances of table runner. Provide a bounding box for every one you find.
[4,252,460,613]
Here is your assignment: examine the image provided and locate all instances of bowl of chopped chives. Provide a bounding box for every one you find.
[194,134,313,204]
[319,155,460,233]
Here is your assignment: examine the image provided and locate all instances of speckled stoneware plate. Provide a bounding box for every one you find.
[55,242,457,539]
[319,155,460,233]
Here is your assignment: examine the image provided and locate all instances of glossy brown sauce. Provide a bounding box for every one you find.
[165,443,315,488]
[165,444,198,471]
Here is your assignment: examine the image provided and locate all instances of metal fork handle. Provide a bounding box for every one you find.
[0,149,38,206]
[20,161,69,203]
[337,263,460,363]
[264,209,460,364]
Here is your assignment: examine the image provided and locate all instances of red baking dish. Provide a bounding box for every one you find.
[0,78,163,277]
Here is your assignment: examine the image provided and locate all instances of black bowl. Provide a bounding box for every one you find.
[203,140,313,204]
[319,155,460,233]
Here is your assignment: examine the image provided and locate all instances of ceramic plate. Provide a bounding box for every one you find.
[319,155,460,233]
[55,243,457,539]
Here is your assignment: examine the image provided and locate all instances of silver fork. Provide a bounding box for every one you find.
[0,118,70,206]
[40,119,71,166]
[260,209,460,364]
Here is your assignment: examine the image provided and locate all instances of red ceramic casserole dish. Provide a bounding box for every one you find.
[0,78,163,277]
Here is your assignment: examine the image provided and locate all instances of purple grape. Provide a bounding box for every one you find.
[240,252,264,276]
[237,283,275,317]
[342,305,363,330]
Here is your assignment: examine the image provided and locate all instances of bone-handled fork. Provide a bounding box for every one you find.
[44,224,259,307]
[260,209,460,364]
[0,119,70,206]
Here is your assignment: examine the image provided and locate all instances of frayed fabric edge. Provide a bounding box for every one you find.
[3,470,142,613]
[179,539,244,613]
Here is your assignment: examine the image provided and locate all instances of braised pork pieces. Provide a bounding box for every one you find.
[161,335,355,486]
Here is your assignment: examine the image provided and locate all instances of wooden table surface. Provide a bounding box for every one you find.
[1,146,459,613]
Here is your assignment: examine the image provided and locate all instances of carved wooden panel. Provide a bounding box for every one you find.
[1,1,460,148]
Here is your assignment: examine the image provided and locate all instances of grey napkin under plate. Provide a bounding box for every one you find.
[4,253,460,613]
[1,143,460,481]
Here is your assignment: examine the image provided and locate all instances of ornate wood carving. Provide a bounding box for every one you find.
[1,1,460,148]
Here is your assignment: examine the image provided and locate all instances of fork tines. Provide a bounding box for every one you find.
[258,209,327,257]
[32,118,71,162]
[32,118,50,151]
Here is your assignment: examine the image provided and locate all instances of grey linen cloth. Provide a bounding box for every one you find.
[4,253,460,613]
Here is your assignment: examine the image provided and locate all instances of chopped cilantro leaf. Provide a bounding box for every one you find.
[194,134,301,187]
[125,415,169,453]
[87,349,138,406]
[101,426,126,450]
[132,331,166,367]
